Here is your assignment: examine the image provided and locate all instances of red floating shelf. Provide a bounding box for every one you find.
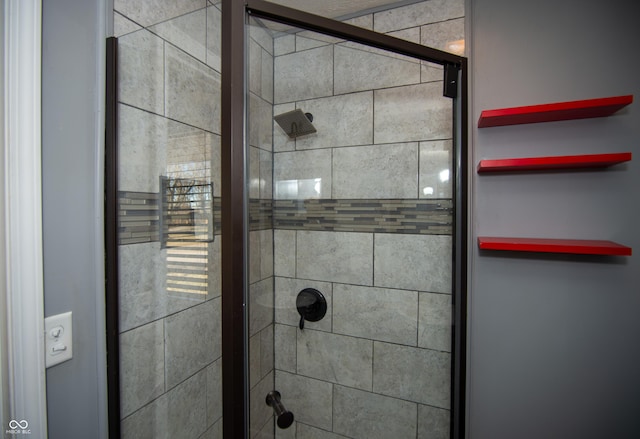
[478,95,633,128]
[478,237,632,256]
[477,152,632,173]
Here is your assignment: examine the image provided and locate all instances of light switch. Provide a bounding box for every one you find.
[44,311,72,367]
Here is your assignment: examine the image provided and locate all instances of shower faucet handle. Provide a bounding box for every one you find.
[266,390,294,429]
[296,288,327,331]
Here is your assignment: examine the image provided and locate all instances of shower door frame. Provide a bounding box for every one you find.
[221,0,469,438]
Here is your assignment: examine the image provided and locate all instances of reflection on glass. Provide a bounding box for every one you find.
[275,178,323,199]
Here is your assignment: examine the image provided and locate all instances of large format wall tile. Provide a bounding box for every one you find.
[332,143,419,199]
[274,45,333,104]
[374,233,451,293]
[274,277,332,332]
[273,149,332,200]
[421,17,465,56]
[206,239,222,299]
[260,147,274,198]
[119,242,166,332]
[201,419,223,439]
[249,325,274,388]
[207,133,222,192]
[149,9,206,63]
[276,425,296,439]
[120,320,165,418]
[297,231,373,286]
[119,241,221,332]
[260,324,274,379]
[249,19,274,55]
[295,424,346,439]
[374,82,452,144]
[249,38,274,104]
[249,229,273,284]
[119,103,215,193]
[373,342,450,408]
[114,12,142,38]
[165,298,221,388]
[276,371,333,431]
[249,332,262,388]
[373,0,465,33]
[114,0,205,28]
[295,92,374,150]
[118,30,165,116]
[207,358,222,427]
[419,140,452,199]
[418,404,450,439]
[122,369,208,439]
[334,44,420,94]
[274,323,296,373]
[249,93,273,151]
[333,386,417,439]
[333,284,418,345]
[249,146,261,201]
[274,34,295,57]
[249,372,274,438]
[297,330,373,390]
[274,229,296,278]
[206,4,221,72]
[418,292,451,352]
[249,277,274,337]
[165,44,221,133]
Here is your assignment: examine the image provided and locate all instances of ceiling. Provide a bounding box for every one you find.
[267,0,424,20]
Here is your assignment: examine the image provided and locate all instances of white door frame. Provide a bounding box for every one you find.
[3,0,48,436]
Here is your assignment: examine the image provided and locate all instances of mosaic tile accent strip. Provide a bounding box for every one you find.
[119,191,160,245]
[274,199,452,235]
[120,195,452,242]
[250,198,273,231]
[119,191,222,245]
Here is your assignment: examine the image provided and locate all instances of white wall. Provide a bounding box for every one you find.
[469,0,640,438]
[0,0,8,430]
[41,0,108,437]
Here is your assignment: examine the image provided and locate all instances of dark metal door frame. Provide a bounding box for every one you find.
[221,1,468,438]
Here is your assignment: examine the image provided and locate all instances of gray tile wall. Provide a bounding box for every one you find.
[115,1,224,438]
[269,1,463,438]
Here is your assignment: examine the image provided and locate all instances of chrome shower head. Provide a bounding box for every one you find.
[274,109,316,139]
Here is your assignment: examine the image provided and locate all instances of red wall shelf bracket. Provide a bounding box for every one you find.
[478,236,632,256]
[477,152,632,173]
[478,95,633,128]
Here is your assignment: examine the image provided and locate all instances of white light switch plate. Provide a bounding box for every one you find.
[44,311,73,368]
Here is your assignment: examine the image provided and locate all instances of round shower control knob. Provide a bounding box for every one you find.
[296,288,327,330]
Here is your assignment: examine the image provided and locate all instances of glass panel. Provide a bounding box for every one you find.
[115,2,223,437]
[247,16,454,439]
[246,17,277,439]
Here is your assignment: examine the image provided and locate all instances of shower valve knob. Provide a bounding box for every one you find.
[296,288,327,330]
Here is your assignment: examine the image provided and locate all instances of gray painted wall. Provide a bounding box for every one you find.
[469,0,640,438]
[41,0,107,438]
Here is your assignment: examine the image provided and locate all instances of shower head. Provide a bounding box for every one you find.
[274,109,316,139]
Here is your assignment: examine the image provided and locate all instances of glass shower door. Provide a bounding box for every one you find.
[111,2,223,438]
[247,14,460,439]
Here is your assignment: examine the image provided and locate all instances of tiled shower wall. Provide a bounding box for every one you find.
[114,1,223,438]
[267,1,465,438]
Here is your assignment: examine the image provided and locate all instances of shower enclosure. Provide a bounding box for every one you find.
[106,0,467,438]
